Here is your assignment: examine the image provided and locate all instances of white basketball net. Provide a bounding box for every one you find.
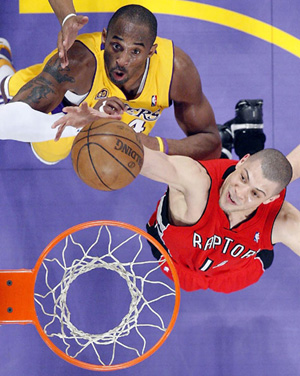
[34,225,177,367]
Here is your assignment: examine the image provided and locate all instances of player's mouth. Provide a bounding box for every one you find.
[227,191,237,205]
[111,69,127,82]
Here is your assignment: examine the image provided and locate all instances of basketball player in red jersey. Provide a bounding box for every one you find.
[0,100,298,294]
[140,144,300,293]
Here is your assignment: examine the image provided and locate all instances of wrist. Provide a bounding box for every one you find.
[155,137,169,154]
[62,13,77,27]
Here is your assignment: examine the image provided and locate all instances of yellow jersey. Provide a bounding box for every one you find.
[7,33,174,163]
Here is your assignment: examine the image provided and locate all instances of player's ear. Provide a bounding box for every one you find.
[263,194,280,205]
[102,28,107,44]
[236,153,250,167]
[148,43,158,58]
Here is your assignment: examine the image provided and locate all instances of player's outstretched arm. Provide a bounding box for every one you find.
[140,146,209,189]
[167,46,221,160]
[0,102,125,142]
[48,0,89,68]
[0,102,78,142]
[140,146,210,225]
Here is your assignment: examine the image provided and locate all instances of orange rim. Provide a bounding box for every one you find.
[32,220,181,371]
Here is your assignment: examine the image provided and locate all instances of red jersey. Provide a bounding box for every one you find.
[147,159,286,293]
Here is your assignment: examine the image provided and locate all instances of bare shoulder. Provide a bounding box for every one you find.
[170,155,210,187]
[141,148,210,226]
[171,45,202,102]
[275,201,300,225]
[44,41,94,76]
[173,46,196,70]
[169,157,211,205]
[141,148,210,194]
[272,201,300,244]
[67,40,95,67]
[62,41,96,93]
[168,157,211,225]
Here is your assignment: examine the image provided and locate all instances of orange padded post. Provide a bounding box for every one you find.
[0,270,36,324]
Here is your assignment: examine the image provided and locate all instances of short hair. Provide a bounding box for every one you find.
[107,5,158,45]
[249,148,292,194]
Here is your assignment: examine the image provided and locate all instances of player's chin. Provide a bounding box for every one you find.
[220,197,234,212]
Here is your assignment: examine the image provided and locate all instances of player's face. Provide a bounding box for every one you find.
[102,19,157,89]
[219,155,280,215]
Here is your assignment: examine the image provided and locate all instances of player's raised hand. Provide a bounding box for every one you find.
[52,102,121,141]
[58,14,89,68]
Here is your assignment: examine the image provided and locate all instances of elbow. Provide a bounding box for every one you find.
[185,131,222,161]
[199,131,222,160]
[209,132,222,159]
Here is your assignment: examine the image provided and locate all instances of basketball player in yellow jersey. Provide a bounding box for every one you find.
[51,32,175,134]
[1,5,221,164]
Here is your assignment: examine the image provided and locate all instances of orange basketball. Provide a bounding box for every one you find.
[71,119,144,191]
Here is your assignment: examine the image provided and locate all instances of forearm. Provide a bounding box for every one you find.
[140,146,176,185]
[49,0,76,24]
[12,88,62,114]
[167,132,221,160]
[140,132,221,160]
[0,102,78,142]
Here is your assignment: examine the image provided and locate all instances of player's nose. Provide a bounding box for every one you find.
[235,184,249,202]
[116,51,130,67]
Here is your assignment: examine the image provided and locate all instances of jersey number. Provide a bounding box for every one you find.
[128,119,146,133]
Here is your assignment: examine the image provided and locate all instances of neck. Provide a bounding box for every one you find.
[226,209,257,229]
[120,58,150,100]
[121,85,140,100]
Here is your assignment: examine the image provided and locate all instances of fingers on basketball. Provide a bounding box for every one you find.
[71,119,144,191]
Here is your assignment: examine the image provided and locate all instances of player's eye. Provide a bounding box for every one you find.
[112,43,121,51]
[132,49,141,55]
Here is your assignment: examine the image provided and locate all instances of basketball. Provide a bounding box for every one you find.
[71,118,144,191]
